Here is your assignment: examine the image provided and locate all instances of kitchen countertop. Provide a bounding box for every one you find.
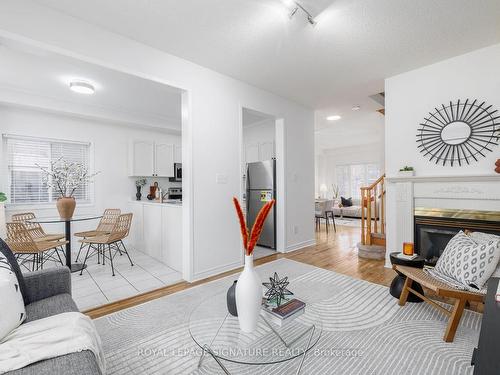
[130,200,182,207]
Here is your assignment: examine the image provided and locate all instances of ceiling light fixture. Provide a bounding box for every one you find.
[326,115,341,121]
[69,80,95,95]
[282,0,316,25]
[351,105,361,111]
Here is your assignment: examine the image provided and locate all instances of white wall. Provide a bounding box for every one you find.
[315,142,385,198]
[385,43,500,177]
[0,0,315,281]
[0,105,181,226]
[385,43,500,266]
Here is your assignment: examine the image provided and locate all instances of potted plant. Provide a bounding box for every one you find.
[232,197,275,333]
[37,158,99,220]
[135,178,147,200]
[398,166,415,177]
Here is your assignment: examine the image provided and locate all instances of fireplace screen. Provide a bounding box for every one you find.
[414,208,500,266]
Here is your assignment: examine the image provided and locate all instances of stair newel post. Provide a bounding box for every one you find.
[360,187,366,245]
[366,186,372,245]
[373,184,378,234]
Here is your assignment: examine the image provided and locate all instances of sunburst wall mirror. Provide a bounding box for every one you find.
[417,99,500,166]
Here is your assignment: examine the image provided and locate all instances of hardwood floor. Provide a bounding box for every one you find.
[85,223,396,319]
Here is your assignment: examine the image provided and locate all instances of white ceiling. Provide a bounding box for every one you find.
[32,0,500,111]
[0,38,182,131]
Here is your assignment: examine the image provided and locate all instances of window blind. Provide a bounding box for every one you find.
[335,163,381,199]
[4,135,91,204]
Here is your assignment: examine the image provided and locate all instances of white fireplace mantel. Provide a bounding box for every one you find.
[384,173,500,267]
[385,174,500,183]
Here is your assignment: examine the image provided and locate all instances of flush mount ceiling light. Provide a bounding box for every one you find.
[69,80,95,95]
[351,105,361,111]
[326,115,341,121]
[281,0,316,25]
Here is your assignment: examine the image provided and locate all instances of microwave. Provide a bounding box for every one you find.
[169,163,182,182]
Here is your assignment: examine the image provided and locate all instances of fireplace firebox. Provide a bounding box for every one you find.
[414,208,500,266]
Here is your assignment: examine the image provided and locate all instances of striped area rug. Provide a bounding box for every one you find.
[94,259,480,374]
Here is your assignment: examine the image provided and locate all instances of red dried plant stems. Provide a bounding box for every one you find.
[247,200,275,255]
[233,197,248,251]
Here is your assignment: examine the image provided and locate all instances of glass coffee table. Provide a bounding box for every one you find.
[188,292,322,374]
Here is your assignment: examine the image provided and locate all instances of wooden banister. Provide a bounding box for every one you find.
[360,174,386,245]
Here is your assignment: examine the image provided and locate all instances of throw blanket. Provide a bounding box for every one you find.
[0,312,105,374]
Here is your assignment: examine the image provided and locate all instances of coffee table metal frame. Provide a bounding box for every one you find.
[189,294,321,375]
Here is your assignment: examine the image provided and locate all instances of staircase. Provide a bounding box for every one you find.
[358,174,386,260]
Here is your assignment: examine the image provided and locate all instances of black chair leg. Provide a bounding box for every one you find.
[80,245,92,276]
[102,244,105,266]
[55,247,64,266]
[76,242,84,262]
[119,240,134,266]
[108,244,115,276]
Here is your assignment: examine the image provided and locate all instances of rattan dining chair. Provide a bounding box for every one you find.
[74,208,121,262]
[79,213,134,276]
[11,212,65,243]
[6,222,68,271]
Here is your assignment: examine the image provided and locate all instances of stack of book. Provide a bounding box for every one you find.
[396,252,418,260]
[261,298,306,327]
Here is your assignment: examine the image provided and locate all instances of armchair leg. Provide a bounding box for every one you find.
[108,244,115,276]
[398,277,413,306]
[444,298,466,342]
[119,240,134,267]
[80,244,91,276]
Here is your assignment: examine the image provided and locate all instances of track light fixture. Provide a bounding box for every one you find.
[282,0,316,25]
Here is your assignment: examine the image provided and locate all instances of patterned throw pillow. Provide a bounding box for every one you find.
[433,231,500,290]
[0,255,26,340]
[469,232,500,278]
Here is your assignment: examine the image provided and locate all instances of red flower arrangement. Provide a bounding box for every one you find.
[233,197,275,256]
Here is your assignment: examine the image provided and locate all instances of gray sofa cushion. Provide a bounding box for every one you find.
[25,293,77,323]
[0,239,29,305]
[10,294,102,375]
[7,351,101,375]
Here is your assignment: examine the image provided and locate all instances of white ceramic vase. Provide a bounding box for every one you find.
[235,254,262,333]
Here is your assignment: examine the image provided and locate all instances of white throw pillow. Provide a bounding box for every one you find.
[0,255,26,341]
[433,231,500,290]
[469,232,500,278]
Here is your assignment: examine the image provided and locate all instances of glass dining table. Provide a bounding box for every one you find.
[29,215,102,273]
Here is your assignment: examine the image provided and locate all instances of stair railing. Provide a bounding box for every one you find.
[360,174,385,245]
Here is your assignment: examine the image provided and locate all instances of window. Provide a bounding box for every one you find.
[4,135,91,204]
[335,163,381,199]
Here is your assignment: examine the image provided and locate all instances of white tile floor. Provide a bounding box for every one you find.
[253,246,276,260]
[21,248,183,311]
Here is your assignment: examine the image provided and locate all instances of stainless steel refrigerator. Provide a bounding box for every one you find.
[246,159,276,249]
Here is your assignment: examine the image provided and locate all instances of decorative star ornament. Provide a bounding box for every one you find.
[263,272,293,307]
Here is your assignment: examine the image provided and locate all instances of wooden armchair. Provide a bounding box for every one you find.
[74,208,121,262]
[396,265,485,342]
[6,222,68,271]
[12,212,65,243]
[79,213,134,276]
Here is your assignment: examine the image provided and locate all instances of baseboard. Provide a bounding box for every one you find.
[285,239,316,253]
[192,260,243,282]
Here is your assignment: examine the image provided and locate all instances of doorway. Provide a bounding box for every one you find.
[241,107,285,259]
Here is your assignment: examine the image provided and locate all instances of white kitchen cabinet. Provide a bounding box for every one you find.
[129,140,175,177]
[174,145,182,163]
[161,205,182,272]
[130,140,154,176]
[155,143,174,177]
[129,201,182,272]
[142,204,163,260]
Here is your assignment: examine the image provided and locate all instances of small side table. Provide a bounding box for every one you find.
[389,252,425,303]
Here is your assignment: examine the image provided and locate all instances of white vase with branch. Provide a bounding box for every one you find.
[37,158,99,219]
